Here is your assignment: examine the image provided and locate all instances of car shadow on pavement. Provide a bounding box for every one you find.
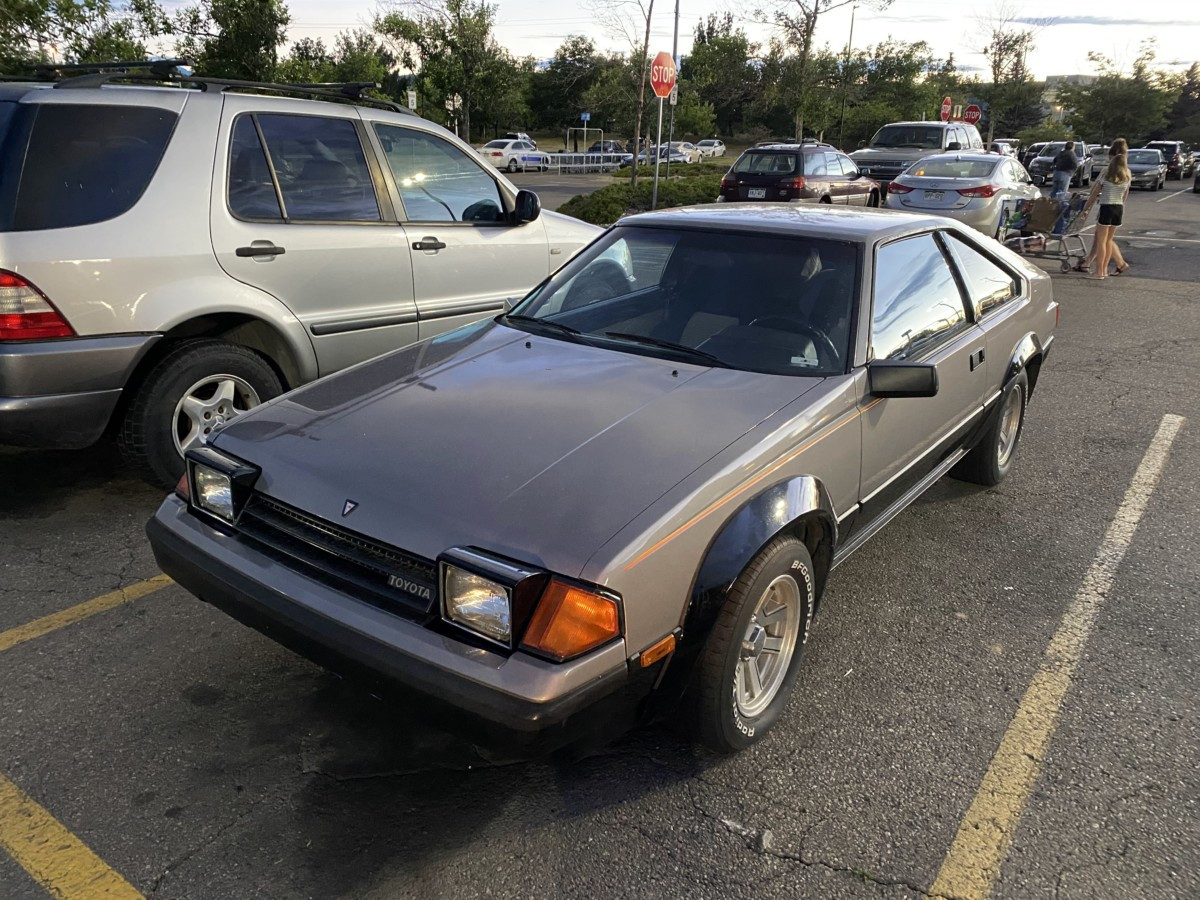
[0,441,161,518]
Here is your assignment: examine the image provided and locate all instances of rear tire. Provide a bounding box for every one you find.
[507,158,518,173]
[952,371,1028,486]
[690,536,815,753]
[118,339,282,489]
[867,191,880,207]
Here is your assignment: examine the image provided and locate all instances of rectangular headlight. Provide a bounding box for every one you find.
[443,565,512,644]
[193,464,235,522]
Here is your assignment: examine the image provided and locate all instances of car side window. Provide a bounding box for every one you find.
[943,233,1019,317]
[839,155,859,177]
[968,127,983,150]
[249,114,380,222]
[374,124,506,224]
[228,116,283,220]
[871,234,969,361]
[824,151,841,174]
[807,152,827,176]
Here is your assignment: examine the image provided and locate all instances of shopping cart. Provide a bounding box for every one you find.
[998,194,1091,272]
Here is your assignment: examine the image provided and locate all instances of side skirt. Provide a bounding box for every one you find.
[831,445,968,570]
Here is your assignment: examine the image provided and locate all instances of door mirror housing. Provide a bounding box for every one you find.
[511,189,541,225]
[858,140,867,148]
[946,141,962,151]
[868,361,939,398]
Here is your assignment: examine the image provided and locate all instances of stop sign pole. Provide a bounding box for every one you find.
[649,51,677,211]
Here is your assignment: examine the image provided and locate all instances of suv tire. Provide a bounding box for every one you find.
[691,535,814,753]
[119,339,282,488]
[952,370,1028,486]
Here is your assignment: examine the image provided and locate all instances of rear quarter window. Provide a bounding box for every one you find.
[3,103,177,231]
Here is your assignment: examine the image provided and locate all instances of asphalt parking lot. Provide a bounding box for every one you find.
[2,185,1198,899]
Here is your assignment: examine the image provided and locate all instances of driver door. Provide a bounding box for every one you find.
[364,121,551,340]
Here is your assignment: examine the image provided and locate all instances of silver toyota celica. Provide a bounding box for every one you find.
[148,204,1058,758]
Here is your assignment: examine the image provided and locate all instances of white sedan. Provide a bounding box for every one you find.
[479,139,550,172]
[697,139,726,158]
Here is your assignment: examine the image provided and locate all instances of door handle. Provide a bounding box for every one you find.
[969,347,986,370]
[236,243,285,258]
[412,237,446,252]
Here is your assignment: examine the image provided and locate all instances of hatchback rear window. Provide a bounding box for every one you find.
[2,103,177,232]
[907,159,998,179]
[732,152,799,175]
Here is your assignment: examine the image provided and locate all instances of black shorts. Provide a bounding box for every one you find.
[1097,204,1124,227]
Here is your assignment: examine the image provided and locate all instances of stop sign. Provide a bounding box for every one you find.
[963,104,982,125]
[650,51,677,100]
[940,96,952,121]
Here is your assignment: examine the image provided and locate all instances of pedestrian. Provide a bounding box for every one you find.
[1078,138,1131,279]
[1051,141,1078,197]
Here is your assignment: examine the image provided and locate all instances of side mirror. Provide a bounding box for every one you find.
[858,140,867,148]
[947,141,962,151]
[868,361,939,398]
[512,189,541,225]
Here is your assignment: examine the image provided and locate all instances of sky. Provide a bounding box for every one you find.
[279,0,1198,80]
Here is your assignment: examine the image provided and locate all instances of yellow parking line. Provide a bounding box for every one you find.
[930,413,1185,899]
[0,575,172,655]
[0,771,143,898]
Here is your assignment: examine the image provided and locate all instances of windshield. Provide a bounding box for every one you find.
[869,125,943,149]
[1127,150,1160,164]
[906,158,998,179]
[733,152,799,175]
[699,140,717,146]
[504,226,858,377]
[483,140,508,148]
[1039,143,1068,156]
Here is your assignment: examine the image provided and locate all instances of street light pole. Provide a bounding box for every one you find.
[837,4,857,150]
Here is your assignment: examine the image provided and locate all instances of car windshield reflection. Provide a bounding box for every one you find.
[504,227,859,376]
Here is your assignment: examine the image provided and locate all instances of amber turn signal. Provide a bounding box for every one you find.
[521,579,620,662]
[638,634,676,668]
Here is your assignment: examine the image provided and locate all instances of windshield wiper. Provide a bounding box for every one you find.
[602,331,728,367]
[503,314,582,338]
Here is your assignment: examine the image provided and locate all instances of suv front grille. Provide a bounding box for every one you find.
[235,493,437,618]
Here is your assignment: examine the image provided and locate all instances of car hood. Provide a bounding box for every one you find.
[1128,162,1162,173]
[213,322,819,577]
[849,147,930,162]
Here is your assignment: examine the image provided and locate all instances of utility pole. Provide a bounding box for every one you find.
[837,4,856,150]
[665,0,680,178]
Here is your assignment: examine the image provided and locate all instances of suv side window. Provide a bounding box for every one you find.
[967,126,983,150]
[807,152,828,176]
[250,114,380,222]
[943,233,1019,317]
[838,154,859,176]
[872,233,969,360]
[374,124,506,224]
[228,116,283,220]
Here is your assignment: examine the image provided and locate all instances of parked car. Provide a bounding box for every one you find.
[1026,142,1092,187]
[0,73,597,486]
[504,131,536,148]
[148,203,1057,758]
[1125,148,1168,191]
[849,120,984,190]
[619,146,690,168]
[992,138,1021,156]
[665,141,701,163]
[480,138,550,172]
[988,142,1016,156]
[697,139,726,158]
[1088,145,1110,180]
[1193,164,1200,194]
[587,140,624,154]
[718,144,880,206]
[1020,142,1048,169]
[885,153,1040,237]
[1143,140,1193,179]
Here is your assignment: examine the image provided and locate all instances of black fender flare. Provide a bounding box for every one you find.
[1007,332,1044,392]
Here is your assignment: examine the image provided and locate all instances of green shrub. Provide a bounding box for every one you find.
[559,175,724,225]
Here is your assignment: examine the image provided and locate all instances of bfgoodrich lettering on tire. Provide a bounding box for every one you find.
[692,535,815,753]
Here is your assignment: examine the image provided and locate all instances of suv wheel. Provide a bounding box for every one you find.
[691,535,814,753]
[119,339,282,488]
[867,190,880,207]
[952,370,1028,486]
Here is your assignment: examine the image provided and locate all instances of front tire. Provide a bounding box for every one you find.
[952,371,1028,486]
[118,339,282,488]
[507,158,519,173]
[691,536,815,753]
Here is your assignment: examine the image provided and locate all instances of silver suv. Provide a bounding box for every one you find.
[0,71,596,485]
[849,120,985,190]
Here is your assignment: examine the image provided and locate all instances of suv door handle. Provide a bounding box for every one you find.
[236,242,285,258]
[969,347,986,370]
[412,237,446,252]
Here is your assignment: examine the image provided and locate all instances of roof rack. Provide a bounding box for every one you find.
[49,61,414,116]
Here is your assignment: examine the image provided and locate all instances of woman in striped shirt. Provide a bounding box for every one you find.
[1080,138,1131,278]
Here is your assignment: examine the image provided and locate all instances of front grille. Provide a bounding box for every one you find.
[235,493,438,618]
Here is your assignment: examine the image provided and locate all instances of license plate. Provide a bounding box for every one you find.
[924,190,944,201]
[748,188,766,199]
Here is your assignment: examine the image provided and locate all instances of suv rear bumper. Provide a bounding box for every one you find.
[0,334,159,448]
[147,497,644,759]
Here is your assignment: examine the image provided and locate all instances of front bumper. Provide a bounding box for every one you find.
[0,334,159,448]
[147,497,642,759]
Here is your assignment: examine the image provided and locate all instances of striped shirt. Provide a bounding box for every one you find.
[1098,177,1129,205]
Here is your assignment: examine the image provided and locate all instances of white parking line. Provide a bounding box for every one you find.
[1156,188,1190,202]
[1121,235,1200,244]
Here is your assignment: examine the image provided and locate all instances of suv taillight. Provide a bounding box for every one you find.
[780,176,806,197]
[0,270,75,341]
[720,175,736,191]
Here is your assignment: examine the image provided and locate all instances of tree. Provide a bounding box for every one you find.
[975,4,1042,142]
[1057,43,1176,145]
[681,14,758,135]
[1165,62,1200,143]
[0,0,165,70]
[757,0,892,140]
[172,0,290,81]
[529,35,605,130]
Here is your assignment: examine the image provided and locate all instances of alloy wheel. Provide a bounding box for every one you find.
[996,384,1024,468]
[172,374,261,456]
[735,574,802,717]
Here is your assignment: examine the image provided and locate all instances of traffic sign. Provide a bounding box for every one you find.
[669,84,678,107]
[581,112,590,122]
[963,104,982,125]
[407,89,417,110]
[650,51,677,100]
[940,96,952,122]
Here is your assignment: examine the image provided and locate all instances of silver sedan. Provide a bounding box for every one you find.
[884,153,1040,238]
